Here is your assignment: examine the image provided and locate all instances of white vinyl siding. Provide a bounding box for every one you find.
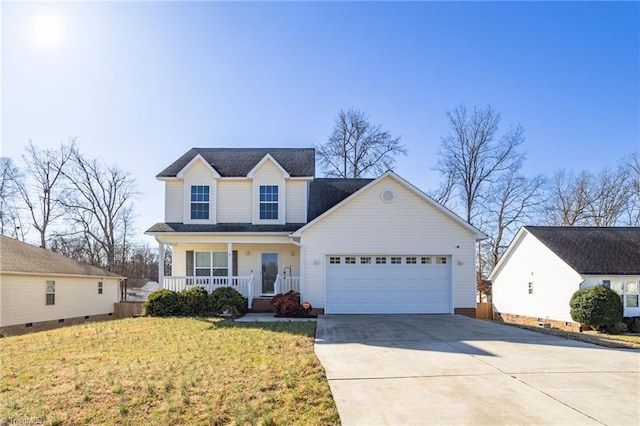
[492,231,582,323]
[217,180,252,223]
[251,159,285,225]
[286,180,307,223]
[299,176,476,311]
[164,181,184,222]
[0,274,119,327]
[183,159,217,224]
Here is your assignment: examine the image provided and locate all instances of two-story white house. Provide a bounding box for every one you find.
[146,148,485,315]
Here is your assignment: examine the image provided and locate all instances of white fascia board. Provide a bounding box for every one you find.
[291,171,486,240]
[0,271,126,280]
[246,153,290,178]
[176,154,221,179]
[289,176,314,181]
[157,177,180,181]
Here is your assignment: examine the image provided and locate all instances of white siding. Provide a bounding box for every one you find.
[581,275,640,317]
[286,180,307,223]
[164,181,184,222]
[299,176,476,310]
[252,160,286,225]
[217,180,252,223]
[0,274,119,327]
[183,159,217,224]
[492,231,582,323]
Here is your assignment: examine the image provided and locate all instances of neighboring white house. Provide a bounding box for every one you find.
[146,148,485,315]
[490,226,640,331]
[0,235,124,335]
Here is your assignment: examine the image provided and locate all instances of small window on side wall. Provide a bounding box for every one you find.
[602,280,611,289]
[98,281,103,294]
[46,280,55,305]
[528,282,534,295]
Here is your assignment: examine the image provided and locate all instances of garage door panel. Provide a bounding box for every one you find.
[326,255,452,314]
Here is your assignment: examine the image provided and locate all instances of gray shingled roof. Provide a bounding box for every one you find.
[0,235,121,277]
[157,148,315,178]
[307,178,374,221]
[526,226,640,275]
[146,223,304,233]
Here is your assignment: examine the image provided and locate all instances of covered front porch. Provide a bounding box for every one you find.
[157,239,302,309]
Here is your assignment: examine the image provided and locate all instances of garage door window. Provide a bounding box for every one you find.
[406,257,417,264]
[422,257,432,264]
[360,257,371,264]
[329,256,341,264]
[391,257,402,264]
[345,257,356,264]
[436,256,447,264]
[376,257,387,264]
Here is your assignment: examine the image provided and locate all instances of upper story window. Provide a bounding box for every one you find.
[190,185,210,220]
[259,185,279,220]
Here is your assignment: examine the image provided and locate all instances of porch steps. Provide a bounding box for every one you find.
[250,297,273,313]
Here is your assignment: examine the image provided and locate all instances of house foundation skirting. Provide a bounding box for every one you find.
[454,307,476,318]
[494,311,581,332]
[0,313,115,337]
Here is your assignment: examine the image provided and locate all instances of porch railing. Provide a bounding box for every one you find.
[276,276,301,294]
[163,275,254,308]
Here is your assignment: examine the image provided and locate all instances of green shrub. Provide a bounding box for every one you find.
[622,317,640,333]
[179,286,209,315]
[570,285,623,331]
[145,289,181,316]
[270,291,304,317]
[209,287,246,317]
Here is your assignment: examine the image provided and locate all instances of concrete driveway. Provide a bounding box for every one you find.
[315,315,639,425]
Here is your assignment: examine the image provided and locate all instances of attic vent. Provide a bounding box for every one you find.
[380,189,394,203]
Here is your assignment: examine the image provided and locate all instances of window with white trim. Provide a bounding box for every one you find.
[98,281,103,294]
[329,256,341,264]
[421,257,432,264]
[360,256,371,264]
[190,185,210,220]
[436,256,447,264]
[345,257,356,264]
[46,281,55,305]
[390,257,402,264]
[375,257,386,264]
[528,282,534,295]
[406,257,417,264]
[259,185,279,220]
[195,252,228,276]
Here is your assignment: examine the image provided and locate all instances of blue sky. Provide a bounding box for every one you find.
[2,1,639,245]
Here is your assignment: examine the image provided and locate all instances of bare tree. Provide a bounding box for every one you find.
[588,166,631,226]
[62,149,138,271]
[316,108,406,178]
[485,172,545,268]
[543,170,595,226]
[17,140,75,248]
[436,104,525,224]
[623,152,640,225]
[0,157,27,239]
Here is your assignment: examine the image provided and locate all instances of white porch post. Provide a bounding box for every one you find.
[227,242,233,285]
[299,245,306,302]
[158,241,165,289]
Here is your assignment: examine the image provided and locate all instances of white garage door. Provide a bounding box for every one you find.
[325,255,452,314]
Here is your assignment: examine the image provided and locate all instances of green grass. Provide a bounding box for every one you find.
[0,317,340,425]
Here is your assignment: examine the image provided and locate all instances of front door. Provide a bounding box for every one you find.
[261,253,278,294]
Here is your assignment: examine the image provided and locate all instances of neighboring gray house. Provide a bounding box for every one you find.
[146,147,485,315]
[491,226,640,330]
[0,235,123,335]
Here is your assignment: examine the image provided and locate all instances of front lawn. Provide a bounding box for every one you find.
[0,317,339,425]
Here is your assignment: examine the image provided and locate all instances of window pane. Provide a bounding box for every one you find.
[212,252,228,268]
[611,281,624,295]
[260,185,278,202]
[46,294,55,305]
[626,295,638,308]
[626,281,638,294]
[212,268,228,277]
[191,202,209,220]
[360,257,371,264]
[260,202,278,220]
[191,185,209,202]
[46,281,55,293]
[195,268,210,277]
[195,252,211,267]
